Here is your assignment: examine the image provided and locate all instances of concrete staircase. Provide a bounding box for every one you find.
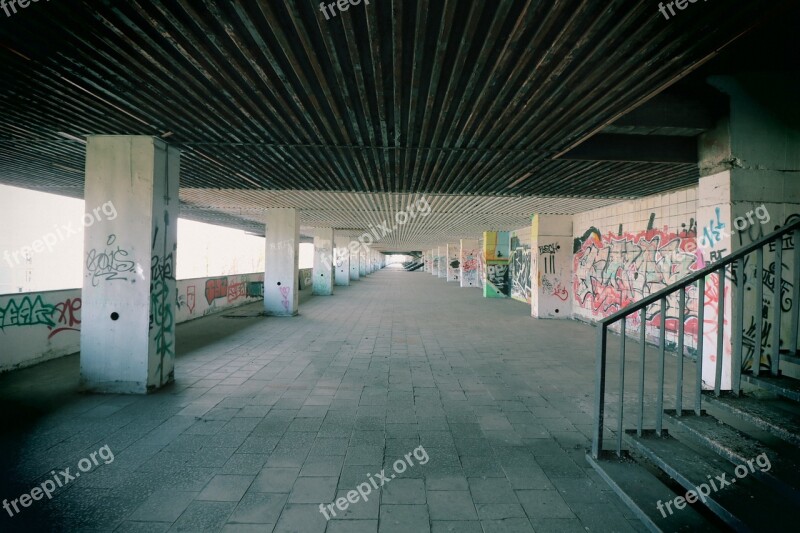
[588,366,800,531]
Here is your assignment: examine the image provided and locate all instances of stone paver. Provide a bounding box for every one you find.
[0,268,646,531]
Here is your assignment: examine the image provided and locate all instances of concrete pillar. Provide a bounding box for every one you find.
[80,135,179,393]
[437,246,446,279]
[334,231,350,286]
[695,73,800,388]
[422,251,428,272]
[430,248,438,275]
[460,239,480,287]
[350,248,360,280]
[483,231,510,298]
[265,208,299,316]
[313,228,334,296]
[531,215,573,319]
[359,249,367,276]
[447,243,460,282]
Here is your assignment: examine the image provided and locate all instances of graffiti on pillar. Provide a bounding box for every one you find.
[85,234,136,286]
[150,251,175,363]
[699,207,727,249]
[47,297,82,338]
[205,277,228,304]
[485,263,510,297]
[0,295,56,329]
[280,286,291,313]
[460,247,480,286]
[538,243,560,274]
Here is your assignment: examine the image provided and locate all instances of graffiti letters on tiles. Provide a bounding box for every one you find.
[86,234,136,286]
[573,224,701,338]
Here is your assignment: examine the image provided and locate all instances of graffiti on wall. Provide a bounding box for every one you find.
[573,219,702,342]
[205,277,228,304]
[538,243,560,274]
[48,298,82,338]
[0,295,55,330]
[461,247,480,286]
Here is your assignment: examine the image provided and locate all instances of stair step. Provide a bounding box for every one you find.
[664,410,800,504]
[585,451,709,532]
[741,374,800,401]
[703,394,800,446]
[624,430,794,530]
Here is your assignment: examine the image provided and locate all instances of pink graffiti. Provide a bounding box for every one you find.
[280,286,291,313]
[227,282,246,303]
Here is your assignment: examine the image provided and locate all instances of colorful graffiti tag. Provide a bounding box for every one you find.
[573,223,702,339]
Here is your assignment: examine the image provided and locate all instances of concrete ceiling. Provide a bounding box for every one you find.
[0,0,794,249]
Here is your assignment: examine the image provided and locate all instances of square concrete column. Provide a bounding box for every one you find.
[334,231,350,286]
[80,135,179,394]
[312,228,334,296]
[460,239,480,287]
[531,215,572,319]
[437,245,447,278]
[483,231,510,297]
[447,243,460,282]
[359,249,367,276]
[431,248,438,275]
[350,248,360,280]
[422,251,428,272]
[265,208,299,316]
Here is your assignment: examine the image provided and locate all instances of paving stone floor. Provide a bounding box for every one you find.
[0,267,646,532]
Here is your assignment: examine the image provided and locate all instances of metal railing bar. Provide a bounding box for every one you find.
[771,243,783,376]
[591,324,608,459]
[656,298,666,435]
[792,229,800,354]
[695,276,705,416]
[676,288,685,414]
[755,247,764,377]
[715,268,726,396]
[638,307,646,436]
[617,318,626,456]
[733,258,744,395]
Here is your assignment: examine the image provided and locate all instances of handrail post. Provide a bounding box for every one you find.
[617,317,626,456]
[715,268,726,397]
[695,276,705,415]
[592,323,608,459]
[733,258,744,395]
[638,308,646,436]
[791,229,800,356]
[656,298,666,435]
[754,247,764,376]
[771,242,783,376]
[676,288,685,415]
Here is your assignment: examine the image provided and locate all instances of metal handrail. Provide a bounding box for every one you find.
[600,219,800,327]
[591,218,800,459]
